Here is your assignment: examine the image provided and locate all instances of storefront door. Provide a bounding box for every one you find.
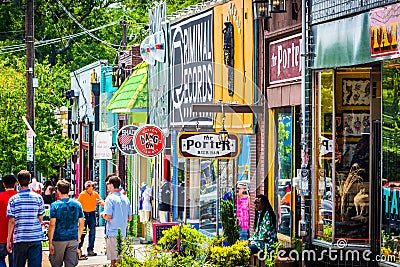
[314,67,379,246]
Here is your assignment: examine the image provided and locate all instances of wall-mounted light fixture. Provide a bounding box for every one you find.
[218,100,229,144]
[253,0,286,20]
[253,0,271,19]
[270,0,286,13]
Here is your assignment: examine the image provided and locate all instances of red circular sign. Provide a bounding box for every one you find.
[134,125,165,157]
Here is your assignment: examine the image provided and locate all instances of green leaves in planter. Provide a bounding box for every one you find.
[220,199,240,245]
[208,240,250,267]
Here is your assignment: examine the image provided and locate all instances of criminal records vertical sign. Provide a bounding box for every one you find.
[171,10,214,128]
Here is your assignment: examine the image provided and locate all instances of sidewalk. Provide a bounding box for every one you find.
[41,226,148,267]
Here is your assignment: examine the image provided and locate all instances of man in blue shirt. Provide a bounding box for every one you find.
[101,176,132,267]
[48,180,84,267]
[6,170,45,267]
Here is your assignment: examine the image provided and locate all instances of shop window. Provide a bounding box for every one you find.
[315,69,371,246]
[199,159,217,234]
[275,107,300,242]
[382,60,400,264]
[187,159,201,223]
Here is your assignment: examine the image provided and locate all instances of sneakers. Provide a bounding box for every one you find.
[87,251,97,256]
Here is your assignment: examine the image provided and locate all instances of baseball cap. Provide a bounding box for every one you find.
[85,181,97,188]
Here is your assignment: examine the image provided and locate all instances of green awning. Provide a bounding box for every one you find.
[107,62,148,113]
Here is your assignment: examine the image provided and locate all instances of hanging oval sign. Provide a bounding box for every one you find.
[116,125,138,155]
[134,125,165,157]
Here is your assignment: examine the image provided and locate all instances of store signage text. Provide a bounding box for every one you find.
[94,131,112,160]
[383,186,400,215]
[177,132,239,159]
[134,125,165,158]
[269,34,302,84]
[370,3,400,58]
[171,11,214,127]
[116,125,138,155]
[226,2,241,34]
[319,136,333,156]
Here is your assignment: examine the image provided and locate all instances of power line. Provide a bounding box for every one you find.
[54,0,121,51]
[0,22,120,54]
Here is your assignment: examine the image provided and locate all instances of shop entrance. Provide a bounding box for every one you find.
[314,66,381,247]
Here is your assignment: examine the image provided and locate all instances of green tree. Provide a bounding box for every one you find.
[0,0,203,72]
[0,56,75,177]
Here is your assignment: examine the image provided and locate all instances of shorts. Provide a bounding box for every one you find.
[106,236,121,261]
[49,240,78,267]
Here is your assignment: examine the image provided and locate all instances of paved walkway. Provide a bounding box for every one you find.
[41,227,148,267]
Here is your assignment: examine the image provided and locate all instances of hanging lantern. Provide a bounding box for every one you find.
[252,0,271,19]
[270,0,286,13]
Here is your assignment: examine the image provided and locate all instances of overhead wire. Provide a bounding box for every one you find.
[45,0,101,62]
[0,22,119,54]
[54,0,121,51]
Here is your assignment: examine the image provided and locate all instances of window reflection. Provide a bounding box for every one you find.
[276,109,294,237]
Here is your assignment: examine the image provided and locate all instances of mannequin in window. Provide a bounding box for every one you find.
[158,180,171,222]
[139,183,152,223]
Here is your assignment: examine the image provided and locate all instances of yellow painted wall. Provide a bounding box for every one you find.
[268,109,275,206]
[214,0,254,134]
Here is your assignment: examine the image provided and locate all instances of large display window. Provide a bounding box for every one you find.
[381,60,400,263]
[185,158,237,236]
[314,69,372,246]
[275,107,300,241]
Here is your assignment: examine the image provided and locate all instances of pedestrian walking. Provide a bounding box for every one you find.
[101,176,132,267]
[77,181,103,258]
[48,180,85,267]
[42,181,56,205]
[0,174,17,267]
[6,170,45,267]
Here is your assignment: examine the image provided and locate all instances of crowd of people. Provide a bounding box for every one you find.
[0,171,132,267]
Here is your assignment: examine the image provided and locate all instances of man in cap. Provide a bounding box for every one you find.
[77,181,103,258]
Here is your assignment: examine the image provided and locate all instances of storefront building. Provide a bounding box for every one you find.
[310,1,400,266]
[257,0,303,248]
[143,0,255,236]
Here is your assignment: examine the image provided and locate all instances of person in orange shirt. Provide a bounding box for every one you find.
[77,181,103,258]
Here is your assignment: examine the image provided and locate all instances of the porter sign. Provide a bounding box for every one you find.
[177,132,240,159]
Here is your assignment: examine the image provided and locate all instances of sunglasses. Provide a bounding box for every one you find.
[254,201,261,205]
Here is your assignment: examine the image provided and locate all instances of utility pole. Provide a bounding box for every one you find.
[120,16,127,51]
[26,0,35,178]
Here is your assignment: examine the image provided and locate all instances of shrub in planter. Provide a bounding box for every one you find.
[158,224,207,258]
[208,240,250,267]
[220,200,240,246]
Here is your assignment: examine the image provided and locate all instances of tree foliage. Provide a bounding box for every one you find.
[0,0,202,72]
[0,55,75,177]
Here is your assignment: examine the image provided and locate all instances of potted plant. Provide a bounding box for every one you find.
[220,199,240,246]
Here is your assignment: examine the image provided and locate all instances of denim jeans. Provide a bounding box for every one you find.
[0,243,13,267]
[79,211,96,253]
[13,241,42,267]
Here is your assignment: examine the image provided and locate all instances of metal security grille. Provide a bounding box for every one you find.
[311,0,397,25]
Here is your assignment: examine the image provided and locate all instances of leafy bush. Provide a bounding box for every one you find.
[220,200,240,245]
[158,224,207,258]
[208,240,250,267]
